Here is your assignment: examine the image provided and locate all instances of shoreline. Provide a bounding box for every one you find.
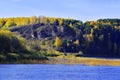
[0,57,120,66]
[47,57,120,66]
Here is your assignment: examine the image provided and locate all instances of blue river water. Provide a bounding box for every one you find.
[0,64,120,80]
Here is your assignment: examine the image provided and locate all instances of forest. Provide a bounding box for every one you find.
[0,16,120,62]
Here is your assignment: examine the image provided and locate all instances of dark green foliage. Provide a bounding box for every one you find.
[47,53,59,57]
[7,53,20,61]
[58,19,120,58]
[0,31,27,54]
[0,34,11,53]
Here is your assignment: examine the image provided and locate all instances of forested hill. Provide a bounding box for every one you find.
[0,16,120,58]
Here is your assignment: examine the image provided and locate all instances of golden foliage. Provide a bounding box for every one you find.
[54,37,61,47]
[74,39,79,45]
[0,16,82,29]
[90,21,97,26]
[0,30,13,36]
[58,18,63,25]
[69,23,73,28]
[87,33,93,42]
[0,20,5,27]
[0,30,26,45]
[30,16,37,24]
[5,20,15,27]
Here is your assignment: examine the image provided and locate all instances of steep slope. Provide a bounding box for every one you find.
[0,17,120,58]
[10,23,77,40]
[9,18,120,58]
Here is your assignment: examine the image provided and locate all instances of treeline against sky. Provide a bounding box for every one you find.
[0,16,120,58]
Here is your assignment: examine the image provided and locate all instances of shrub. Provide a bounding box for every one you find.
[47,53,59,57]
[23,54,32,59]
[7,53,20,61]
[0,30,27,54]
[0,30,13,53]
[40,40,45,45]
[0,54,6,61]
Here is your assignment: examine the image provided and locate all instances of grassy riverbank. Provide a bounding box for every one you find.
[1,56,120,66]
[47,57,120,66]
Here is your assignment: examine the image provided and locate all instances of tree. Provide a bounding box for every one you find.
[54,37,61,47]
[58,18,63,25]
[69,22,73,28]
[74,39,79,45]
[5,20,16,27]
[0,20,5,28]
[30,16,37,24]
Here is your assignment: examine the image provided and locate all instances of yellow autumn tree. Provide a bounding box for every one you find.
[69,23,73,28]
[90,21,97,26]
[54,37,61,47]
[58,18,63,25]
[90,21,98,29]
[5,20,16,27]
[0,20,5,28]
[30,16,37,24]
[74,39,79,45]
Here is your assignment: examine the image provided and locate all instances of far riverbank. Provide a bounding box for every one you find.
[1,57,120,66]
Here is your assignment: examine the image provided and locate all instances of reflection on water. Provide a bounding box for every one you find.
[0,64,120,80]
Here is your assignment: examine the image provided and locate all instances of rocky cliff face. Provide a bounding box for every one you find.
[10,23,76,40]
[9,21,120,58]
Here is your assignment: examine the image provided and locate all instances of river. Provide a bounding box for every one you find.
[0,64,120,80]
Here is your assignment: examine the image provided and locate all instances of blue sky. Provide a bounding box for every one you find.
[0,0,120,21]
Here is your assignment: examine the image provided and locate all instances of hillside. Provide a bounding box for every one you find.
[0,16,120,62]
